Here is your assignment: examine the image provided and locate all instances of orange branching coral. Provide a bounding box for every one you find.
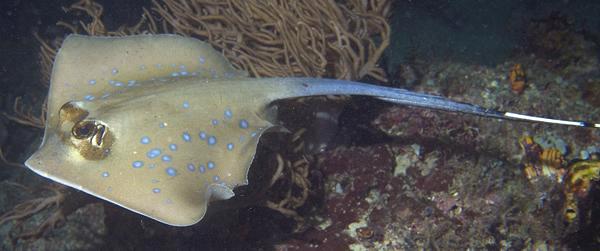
[38,0,391,82]
[56,0,164,36]
[34,33,57,87]
[152,0,391,80]
[2,96,46,129]
[36,0,165,83]
[0,148,27,169]
[0,183,67,243]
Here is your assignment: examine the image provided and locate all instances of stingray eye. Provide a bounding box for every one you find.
[72,121,96,139]
[69,120,114,160]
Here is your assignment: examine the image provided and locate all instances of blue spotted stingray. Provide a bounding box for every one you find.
[24,34,599,226]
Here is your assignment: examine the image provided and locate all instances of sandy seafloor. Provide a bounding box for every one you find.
[1,0,599,250]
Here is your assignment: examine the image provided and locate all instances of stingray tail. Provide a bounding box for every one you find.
[288,78,599,128]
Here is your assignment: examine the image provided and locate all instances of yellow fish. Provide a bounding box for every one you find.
[24,34,599,226]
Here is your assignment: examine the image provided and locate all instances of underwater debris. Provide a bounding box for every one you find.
[508,63,527,94]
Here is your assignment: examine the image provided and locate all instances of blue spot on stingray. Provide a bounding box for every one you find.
[180,71,188,76]
[213,175,220,182]
[183,101,190,109]
[140,136,151,144]
[182,132,191,142]
[101,92,110,99]
[166,167,177,177]
[239,119,249,129]
[152,188,161,193]
[207,161,215,169]
[227,143,234,151]
[127,80,136,86]
[208,136,217,146]
[114,81,124,87]
[199,56,206,64]
[159,122,167,128]
[171,72,180,77]
[132,161,144,168]
[224,109,232,119]
[199,131,207,140]
[108,80,115,85]
[179,65,186,70]
[251,132,258,138]
[101,172,109,177]
[147,148,162,159]
[111,68,118,75]
[88,79,96,85]
[169,144,177,151]
[187,163,196,172]
[162,155,172,162]
[84,95,95,101]
[199,164,206,173]
[211,119,219,126]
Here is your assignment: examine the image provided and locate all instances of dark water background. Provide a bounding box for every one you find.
[2,0,600,95]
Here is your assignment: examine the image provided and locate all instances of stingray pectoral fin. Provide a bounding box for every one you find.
[25,34,275,226]
[25,97,274,226]
[25,133,213,226]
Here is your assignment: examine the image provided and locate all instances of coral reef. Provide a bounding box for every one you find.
[38,0,390,81]
[154,0,390,80]
[368,15,600,247]
[276,143,566,250]
[526,13,599,76]
[518,135,600,224]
